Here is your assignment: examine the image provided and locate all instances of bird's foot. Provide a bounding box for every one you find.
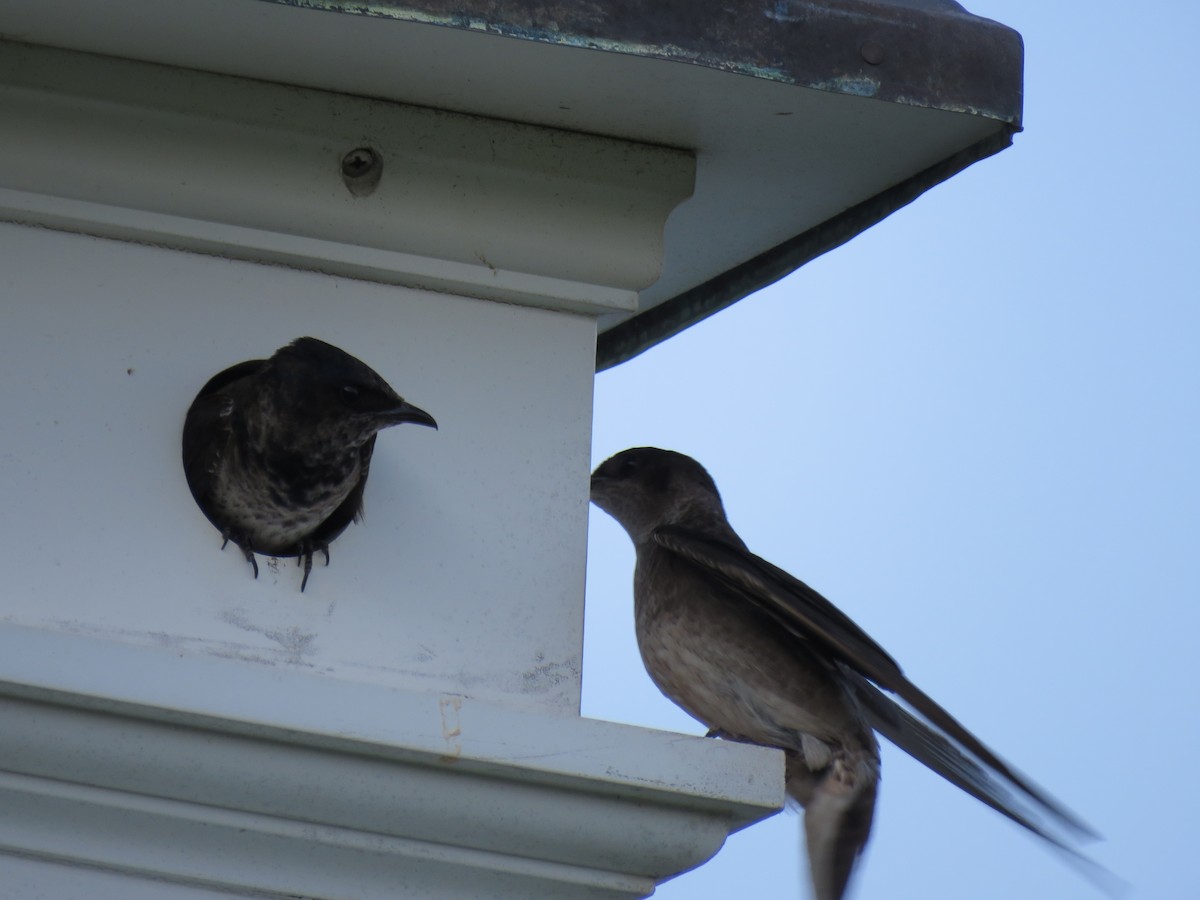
[296,542,331,592]
[221,533,259,579]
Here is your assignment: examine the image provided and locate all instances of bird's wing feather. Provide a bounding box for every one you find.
[653,525,905,686]
[652,524,1097,841]
[182,360,265,509]
[845,667,1121,891]
[841,664,1068,846]
[311,434,376,546]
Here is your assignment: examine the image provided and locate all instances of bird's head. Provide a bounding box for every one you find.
[590,447,727,545]
[270,337,437,446]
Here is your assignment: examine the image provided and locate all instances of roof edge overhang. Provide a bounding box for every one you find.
[2,0,1024,370]
[597,124,1017,370]
[267,2,1022,371]
[266,0,1023,125]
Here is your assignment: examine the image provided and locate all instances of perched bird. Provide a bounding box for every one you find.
[182,337,436,590]
[591,447,1099,900]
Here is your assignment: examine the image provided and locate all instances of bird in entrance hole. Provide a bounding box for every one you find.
[182,336,436,590]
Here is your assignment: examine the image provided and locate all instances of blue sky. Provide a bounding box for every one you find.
[583,3,1199,898]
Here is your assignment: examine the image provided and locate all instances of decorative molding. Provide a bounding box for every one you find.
[0,41,694,314]
[0,627,782,898]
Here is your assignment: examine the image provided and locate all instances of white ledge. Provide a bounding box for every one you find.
[0,626,782,898]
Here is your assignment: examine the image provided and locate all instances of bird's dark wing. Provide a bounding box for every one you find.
[840,664,1069,846]
[181,359,265,511]
[847,669,1121,893]
[310,434,376,547]
[652,524,1098,842]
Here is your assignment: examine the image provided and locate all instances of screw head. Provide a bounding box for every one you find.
[340,147,383,197]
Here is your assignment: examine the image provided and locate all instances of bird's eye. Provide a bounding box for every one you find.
[341,385,360,400]
[619,457,641,476]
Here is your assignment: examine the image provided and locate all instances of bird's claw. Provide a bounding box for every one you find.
[220,533,259,579]
[297,542,330,592]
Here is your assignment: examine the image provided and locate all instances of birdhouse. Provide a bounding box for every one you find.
[0,3,1022,896]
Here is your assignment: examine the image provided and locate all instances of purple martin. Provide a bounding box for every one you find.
[591,447,1099,900]
[182,337,436,590]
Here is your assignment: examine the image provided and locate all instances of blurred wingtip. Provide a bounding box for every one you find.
[1053,842,1129,899]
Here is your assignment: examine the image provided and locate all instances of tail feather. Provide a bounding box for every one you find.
[787,750,877,900]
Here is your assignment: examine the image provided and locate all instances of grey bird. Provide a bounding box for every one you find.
[590,447,1099,900]
[182,337,436,590]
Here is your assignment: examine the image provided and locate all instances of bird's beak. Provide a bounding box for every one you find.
[385,400,438,429]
